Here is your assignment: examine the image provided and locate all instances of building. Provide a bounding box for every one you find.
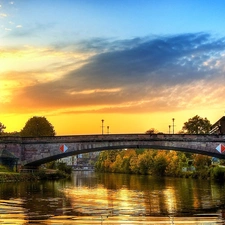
[210,116,225,134]
[0,149,18,171]
[57,156,76,166]
[57,152,100,170]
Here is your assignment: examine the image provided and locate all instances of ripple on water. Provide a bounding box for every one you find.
[0,198,26,224]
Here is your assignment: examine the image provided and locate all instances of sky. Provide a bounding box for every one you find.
[1,0,225,135]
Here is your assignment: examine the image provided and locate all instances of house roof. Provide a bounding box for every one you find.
[212,116,225,126]
[0,149,18,159]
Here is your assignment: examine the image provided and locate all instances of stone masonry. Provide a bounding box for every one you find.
[0,134,225,168]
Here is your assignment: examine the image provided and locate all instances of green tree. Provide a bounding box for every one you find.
[21,116,56,137]
[182,115,211,134]
[0,122,6,135]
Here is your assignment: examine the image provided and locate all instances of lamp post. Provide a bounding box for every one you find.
[101,119,104,135]
[172,118,175,134]
[169,125,171,134]
[107,126,109,134]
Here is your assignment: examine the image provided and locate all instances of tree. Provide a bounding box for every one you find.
[0,122,6,135]
[192,154,211,169]
[145,128,158,134]
[152,150,168,176]
[182,115,211,134]
[21,116,56,137]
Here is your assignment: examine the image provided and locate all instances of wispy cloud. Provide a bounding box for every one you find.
[4,22,56,38]
[0,13,7,17]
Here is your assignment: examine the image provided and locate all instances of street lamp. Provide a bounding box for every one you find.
[107,126,110,134]
[101,119,104,135]
[172,118,175,134]
[169,125,171,134]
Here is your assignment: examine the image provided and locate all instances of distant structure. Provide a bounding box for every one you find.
[210,116,225,134]
[0,149,18,171]
[57,152,99,171]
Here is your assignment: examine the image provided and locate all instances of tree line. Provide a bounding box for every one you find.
[95,149,215,178]
[95,115,225,180]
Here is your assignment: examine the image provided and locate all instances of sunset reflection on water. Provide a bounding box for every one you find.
[63,185,148,216]
[0,199,26,224]
[0,172,225,224]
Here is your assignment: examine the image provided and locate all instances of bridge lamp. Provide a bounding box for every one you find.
[101,119,104,135]
[169,125,171,134]
[172,118,175,134]
[107,126,109,134]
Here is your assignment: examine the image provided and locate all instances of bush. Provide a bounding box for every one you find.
[56,162,72,174]
[0,165,10,172]
[211,166,225,181]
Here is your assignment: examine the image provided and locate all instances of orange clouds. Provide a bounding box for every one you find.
[1,33,225,134]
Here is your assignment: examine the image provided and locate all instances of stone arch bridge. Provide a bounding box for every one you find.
[1,134,225,168]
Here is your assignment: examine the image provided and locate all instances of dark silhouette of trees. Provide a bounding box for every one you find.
[145,128,158,134]
[182,115,211,134]
[21,116,55,137]
[0,122,6,135]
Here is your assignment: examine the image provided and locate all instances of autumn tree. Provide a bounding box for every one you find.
[165,151,188,177]
[137,150,155,174]
[0,122,6,135]
[111,154,123,173]
[21,116,56,137]
[152,150,168,176]
[182,115,211,134]
[192,154,211,169]
[130,154,139,174]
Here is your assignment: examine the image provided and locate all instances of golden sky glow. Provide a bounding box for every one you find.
[1,1,225,135]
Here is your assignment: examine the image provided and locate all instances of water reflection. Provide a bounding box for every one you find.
[66,172,225,217]
[0,172,225,224]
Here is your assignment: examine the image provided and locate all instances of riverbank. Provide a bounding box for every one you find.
[0,169,70,182]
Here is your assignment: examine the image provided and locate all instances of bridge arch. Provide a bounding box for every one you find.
[1,134,225,168]
[22,135,225,167]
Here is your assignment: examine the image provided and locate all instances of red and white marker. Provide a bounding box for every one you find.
[216,144,225,153]
[60,144,68,153]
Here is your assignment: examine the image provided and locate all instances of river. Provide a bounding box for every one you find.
[0,171,225,224]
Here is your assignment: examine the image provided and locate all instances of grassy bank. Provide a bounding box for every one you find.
[0,170,70,182]
[0,162,72,182]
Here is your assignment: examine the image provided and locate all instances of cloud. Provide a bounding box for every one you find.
[2,32,225,114]
[0,13,7,17]
[5,22,56,38]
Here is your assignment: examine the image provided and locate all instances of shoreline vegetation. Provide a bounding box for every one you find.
[0,170,70,183]
[2,147,225,182]
[0,163,72,182]
[95,149,225,181]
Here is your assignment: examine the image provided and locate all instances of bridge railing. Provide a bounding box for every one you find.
[1,133,225,144]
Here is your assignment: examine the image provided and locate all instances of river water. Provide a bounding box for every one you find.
[1,171,225,224]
